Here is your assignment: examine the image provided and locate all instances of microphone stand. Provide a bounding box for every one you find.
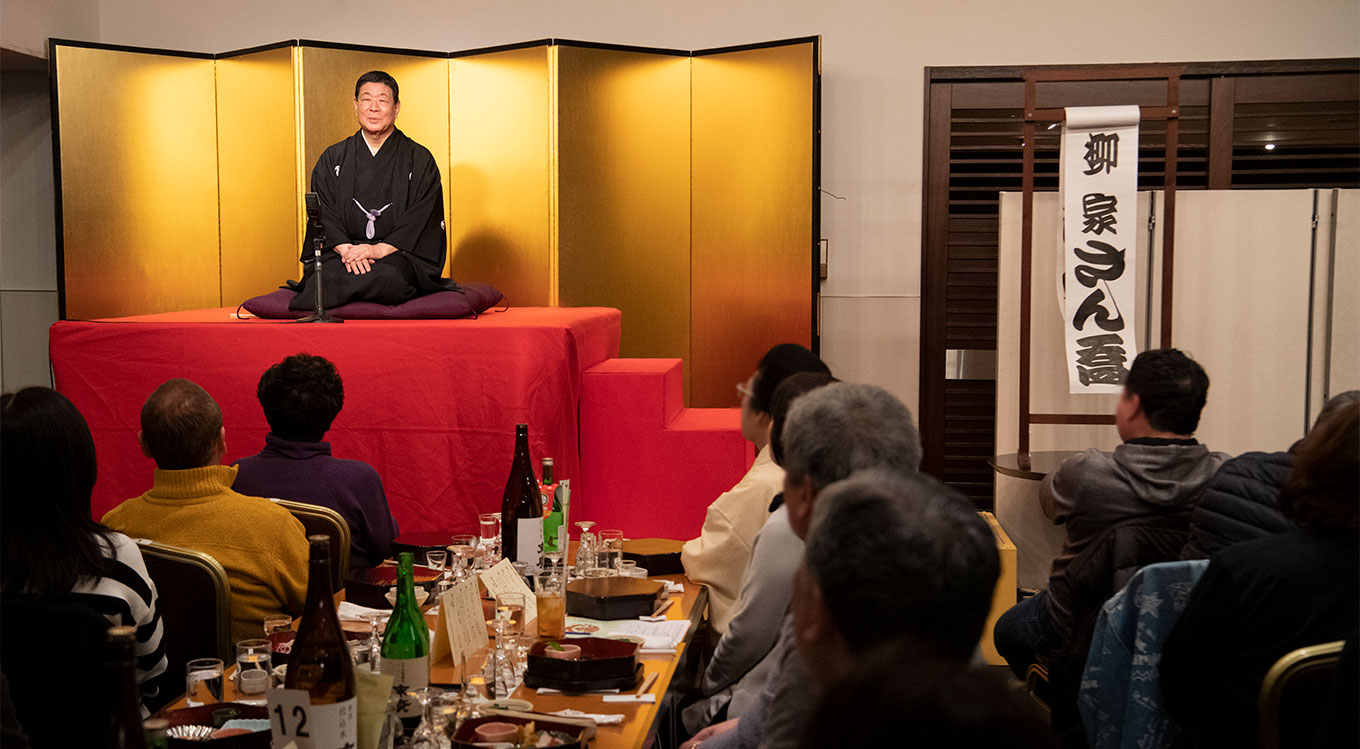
[295,192,343,324]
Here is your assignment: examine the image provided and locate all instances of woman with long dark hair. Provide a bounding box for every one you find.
[1,387,167,708]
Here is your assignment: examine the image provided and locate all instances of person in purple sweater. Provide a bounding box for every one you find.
[234,353,398,570]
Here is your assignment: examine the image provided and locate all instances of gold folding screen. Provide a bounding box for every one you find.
[556,46,693,378]
[447,46,554,307]
[53,38,817,406]
[692,43,816,406]
[54,45,221,320]
[216,45,299,305]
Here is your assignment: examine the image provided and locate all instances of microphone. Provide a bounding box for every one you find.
[295,192,343,323]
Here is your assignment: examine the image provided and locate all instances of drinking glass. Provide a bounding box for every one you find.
[449,535,477,582]
[235,639,272,692]
[185,657,224,707]
[497,593,528,676]
[477,513,501,567]
[616,560,638,578]
[535,571,566,639]
[408,686,450,749]
[425,549,448,580]
[630,566,649,579]
[598,530,624,575]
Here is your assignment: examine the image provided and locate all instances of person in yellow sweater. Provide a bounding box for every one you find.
[681,345,830,635]
[103,378,309,645]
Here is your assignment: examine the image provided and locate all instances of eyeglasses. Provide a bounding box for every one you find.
[736,383,753,402]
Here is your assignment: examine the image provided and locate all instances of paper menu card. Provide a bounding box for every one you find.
[479,558,538,623]
[431,576,487,664]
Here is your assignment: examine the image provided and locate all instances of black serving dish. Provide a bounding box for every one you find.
[565,576,666,620]
[452,714,585,748]
[343,563,442,609]
[523,636,640,692]
[622,538,685,576]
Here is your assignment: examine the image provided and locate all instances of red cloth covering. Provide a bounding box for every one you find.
[578,358,753,540]
[50,307,621,534]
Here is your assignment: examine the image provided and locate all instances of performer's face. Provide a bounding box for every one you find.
[354,82,399,136]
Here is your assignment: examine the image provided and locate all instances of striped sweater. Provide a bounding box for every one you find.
[68,531,169,711]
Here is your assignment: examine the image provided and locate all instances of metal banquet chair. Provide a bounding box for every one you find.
[269,498,352,588]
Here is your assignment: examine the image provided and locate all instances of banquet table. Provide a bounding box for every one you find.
[50,306,621,532]
[166,573,707,749]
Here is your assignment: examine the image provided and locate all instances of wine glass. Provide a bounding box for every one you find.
[497,592,529,677]
[408,686,450,749]
[363,612,385,672]
[425,549,448,582]
[450,535,477,582]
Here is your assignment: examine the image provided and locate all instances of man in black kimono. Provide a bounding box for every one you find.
[289,70,451,310]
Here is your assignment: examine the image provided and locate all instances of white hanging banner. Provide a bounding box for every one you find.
[1059,105,1141,394]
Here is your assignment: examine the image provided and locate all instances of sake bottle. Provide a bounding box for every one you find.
[107,625,145,749]
[381,552,429,720]
[501,424,543,575]
[284,535,358,747]
[541,458,563,553]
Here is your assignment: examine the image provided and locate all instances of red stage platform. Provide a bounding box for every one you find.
[50,307,621,533]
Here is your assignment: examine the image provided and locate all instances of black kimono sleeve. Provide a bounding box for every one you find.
[382,146,445,271]
[301,146,352,260]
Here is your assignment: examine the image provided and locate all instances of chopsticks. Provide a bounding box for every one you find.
[651,599,673,617]
[634,671,658,697]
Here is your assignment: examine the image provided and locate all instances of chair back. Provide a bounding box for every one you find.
[1259,640,1346,749]
[270,498,351,588]
[137,540,232,705]
[1,596,115,747]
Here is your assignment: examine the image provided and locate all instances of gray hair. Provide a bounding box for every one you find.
[804,469,999,659]
[781,382,922,489]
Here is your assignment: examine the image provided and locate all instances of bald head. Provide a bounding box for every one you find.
[139,379,224,469]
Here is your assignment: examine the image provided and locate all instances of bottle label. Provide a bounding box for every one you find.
[517,518,543,575]
[381,656,429,719]
[268,690,357,749]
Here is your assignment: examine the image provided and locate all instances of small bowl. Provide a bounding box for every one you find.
[473,721,520,742]
[542,643,582,660]
[386,586,430,607]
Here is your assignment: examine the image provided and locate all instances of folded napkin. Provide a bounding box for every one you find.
[536,687,620,695]
[548,709,625,725]
[663,580,685,595]
[337,601,391,622]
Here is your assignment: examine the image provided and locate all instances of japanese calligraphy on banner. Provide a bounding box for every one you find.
[1059,105,1141,394]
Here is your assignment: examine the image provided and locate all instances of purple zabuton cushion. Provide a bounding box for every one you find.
[241,283,504,320]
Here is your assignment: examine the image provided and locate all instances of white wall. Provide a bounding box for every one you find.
[5,0,1358,407]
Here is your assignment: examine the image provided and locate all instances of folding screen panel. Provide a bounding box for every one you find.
[215,44,299,305]
[556,45,693,377]
[53,44,221,319]
[691,42,816,407]
[447,45,554,307]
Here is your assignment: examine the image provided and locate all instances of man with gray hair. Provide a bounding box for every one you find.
[793,470,999,685]
[683,383,923,749]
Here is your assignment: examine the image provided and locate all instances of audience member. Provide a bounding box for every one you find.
[793,471,998,685]
[1,387,168,711]
[102,378,309,644]
[993,348,1226,678]
[1160,401,1359,748]
[683,372,836,733]
[805,651,1055,749]
[233,353,400,570]
[1181,389,1359,559]
[682,344,831,634]
[683,383,922,749]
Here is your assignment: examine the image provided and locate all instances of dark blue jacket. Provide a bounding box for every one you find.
[1180,450,1295,560]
